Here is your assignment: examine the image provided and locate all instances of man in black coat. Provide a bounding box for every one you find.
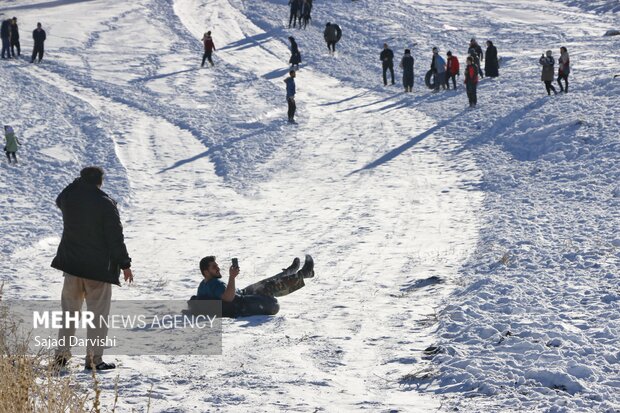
[52,167,133,371]
[1,19,11,59]
[380,43,395,86]
[484,40,499,78]
[288,0,301,28]
[31,22,46,63]
[10,17,20,57]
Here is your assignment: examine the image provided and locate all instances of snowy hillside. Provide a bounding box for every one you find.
[1,0,619,412]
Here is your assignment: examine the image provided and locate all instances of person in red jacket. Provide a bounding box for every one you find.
[464,56,479,108]
[446,51,460,90]
[201,31,216,67]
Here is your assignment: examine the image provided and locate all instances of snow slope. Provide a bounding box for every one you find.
[1,0,619,411]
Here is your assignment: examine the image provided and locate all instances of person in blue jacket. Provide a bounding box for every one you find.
[284,70,297,123]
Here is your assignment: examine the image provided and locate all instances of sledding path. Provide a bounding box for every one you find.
[1,0,482,411]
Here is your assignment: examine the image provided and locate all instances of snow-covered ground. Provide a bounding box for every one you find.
[1,0,619,411]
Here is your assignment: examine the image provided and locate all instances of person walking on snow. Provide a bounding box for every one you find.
[201,31,216,67]
[400,49,414,92]
[10,18,20,57]
[485,40,499,78]
[430,47,447,91]
[446,51,459,90]
[51,167,134,371]
[540,50,557,96]
[469,38,484,78]
[464,56,479,108]
[4,125,21,164]
[31,22,46,63]
[289,36,301,70]
[1,19,11,59]
[301,0,312,29]
[557,46,570,93]
[288,0,301,29]
[284,70,297,123]
[380,43,395,86]
[324,22,341,55]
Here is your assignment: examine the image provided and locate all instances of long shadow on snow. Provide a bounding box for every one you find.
[347,111,465,175]
[218,30,282,53]
[0,0,95,11]
[128,68,199,84]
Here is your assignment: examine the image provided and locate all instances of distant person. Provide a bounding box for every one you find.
[31,22,46,63]
[301,0,312,29]
[380,43,395,86]
[400,49,414,92]
[468,38,484,78]
[284,70,297,123]
[540,50,557,96]
[446,51,459,90]
[324,22,341,55]
[485,40,499,78]
[201,31,216,67]
[191,255,314,318]
[289,36,301,70]
[464,56,479,108]
[557,46,570,93]
[4,125,21,164]
[288,0,301,28]
[430,47,446,91]
[10,17,19,57]
[1,18,11,59]
[52,167,133,371]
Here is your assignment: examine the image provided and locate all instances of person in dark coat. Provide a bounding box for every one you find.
[51,167,133,371]
[289,36,301,70]
[400,49,414,92]
[10,17,19,57]
[201,31,216,67]
[31,22,46,63]
[301,0,312,29]
[324,22,341,55]
[469,38,484,78]
[484,40,499,78]
[288,0,301,29]
[557,46,570,93]
[284,70,297,123]
[380,43,395,86]
[1,19,11,59]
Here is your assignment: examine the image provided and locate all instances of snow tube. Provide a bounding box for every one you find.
[187,295,279,319]
[425,70,437,90]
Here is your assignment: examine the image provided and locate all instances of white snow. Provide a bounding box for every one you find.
[1,0,619,411]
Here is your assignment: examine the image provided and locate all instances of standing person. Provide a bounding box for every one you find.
[284,70,297,123]
[31,22,46,63]
[469,38,484,78]
[4,125,20,164]
[288,0,301,29]
[323,22,341,55]
[540,50,557,96]
[400,49,414,92]
[464,56,479,108]
[485,40,499,78]
[1,18,11,59]
[380,43,395,86]
[201,31,216,67]
[557,46,570,93]
[51,167,133,371]
[10,17,19,57]
[301,0,312,29]
[289,36,301,70]
[446,51,460,90]
[430,47,447,91]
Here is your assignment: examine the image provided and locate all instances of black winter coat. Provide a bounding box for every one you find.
[485,45,499,77]
[380,48,394,66]
[1,20,10,38]
[289,40,301,65]
[33,28,46,45]
[10,23,19,40]
[51,178,131,285]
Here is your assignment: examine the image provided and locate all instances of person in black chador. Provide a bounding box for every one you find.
[380,43,395,86]
[484,40,499,78]
[400,49,414,92]
[31,22,46,63]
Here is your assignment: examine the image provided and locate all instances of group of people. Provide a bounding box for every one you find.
[288,0,313,29]
[539,47,570,95]
[1,17,46,63]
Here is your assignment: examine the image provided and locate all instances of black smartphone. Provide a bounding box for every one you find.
[232,258,239,268]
